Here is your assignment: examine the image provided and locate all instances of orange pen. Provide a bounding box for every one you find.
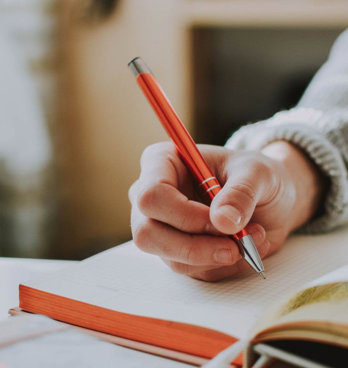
[129,57,265,278]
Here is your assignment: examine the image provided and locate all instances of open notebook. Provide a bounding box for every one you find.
[18,226,348,366]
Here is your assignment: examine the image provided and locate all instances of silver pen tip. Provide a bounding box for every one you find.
[259,271,266,280]
[237,235,265,277]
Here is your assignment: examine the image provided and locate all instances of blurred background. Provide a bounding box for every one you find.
[0,0,347,260]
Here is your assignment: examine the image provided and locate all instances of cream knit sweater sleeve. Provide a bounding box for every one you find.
[225,29,348,232]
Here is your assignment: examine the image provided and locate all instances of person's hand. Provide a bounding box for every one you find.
[129,140,325,281]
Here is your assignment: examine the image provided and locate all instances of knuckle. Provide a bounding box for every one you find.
[128,180,139,203]
[141,143,159,160]
[176,210,205,234]
[137,184,161,214]
[141,142,173,164]
[179,240,200,265]
[177,215,189,231]
[132,219,154,251]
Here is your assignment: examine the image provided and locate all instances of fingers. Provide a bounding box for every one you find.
[137,142,184,192]
[129,143,285,281]
[162,224,271,281]
[129,142,217,234]
[137,181,218,234]
[132,198,270,272]
[210,156,278,234]
[131,204,241,266]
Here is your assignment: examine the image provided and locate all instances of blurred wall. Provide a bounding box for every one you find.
[0,0,57,257]
[53,0,191,258]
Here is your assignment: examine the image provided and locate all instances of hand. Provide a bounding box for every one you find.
[129,141,325,281]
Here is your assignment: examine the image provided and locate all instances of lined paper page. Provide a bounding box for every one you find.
[24,226,348,339]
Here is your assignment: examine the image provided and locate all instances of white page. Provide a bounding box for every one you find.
[23,226,348,340]
[305,263,348,288]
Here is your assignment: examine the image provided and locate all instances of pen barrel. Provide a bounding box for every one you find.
[129,57,265,275]
[135,73,248,240]
[136,72,222,201]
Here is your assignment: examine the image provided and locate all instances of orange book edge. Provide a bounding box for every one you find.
[19,285,243,366]
[10,307,207,366]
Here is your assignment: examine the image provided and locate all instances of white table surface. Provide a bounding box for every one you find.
[0,257,194,368]
[0,258,296,368]
[0,257,74,321]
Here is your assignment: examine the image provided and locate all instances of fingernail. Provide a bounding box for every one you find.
[213,248,234,264]
[218,206,242,225]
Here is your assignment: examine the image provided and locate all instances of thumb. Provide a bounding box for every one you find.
[210,165,269,234]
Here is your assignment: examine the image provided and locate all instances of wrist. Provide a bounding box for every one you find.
[261,141,327,231]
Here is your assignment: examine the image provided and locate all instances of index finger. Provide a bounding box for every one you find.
[132,142,217,234]
[138,142,186,189]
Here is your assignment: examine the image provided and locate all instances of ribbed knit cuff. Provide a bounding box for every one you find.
[225,108,348,233]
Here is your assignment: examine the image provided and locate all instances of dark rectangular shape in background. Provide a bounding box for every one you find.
[192,28,344,145]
